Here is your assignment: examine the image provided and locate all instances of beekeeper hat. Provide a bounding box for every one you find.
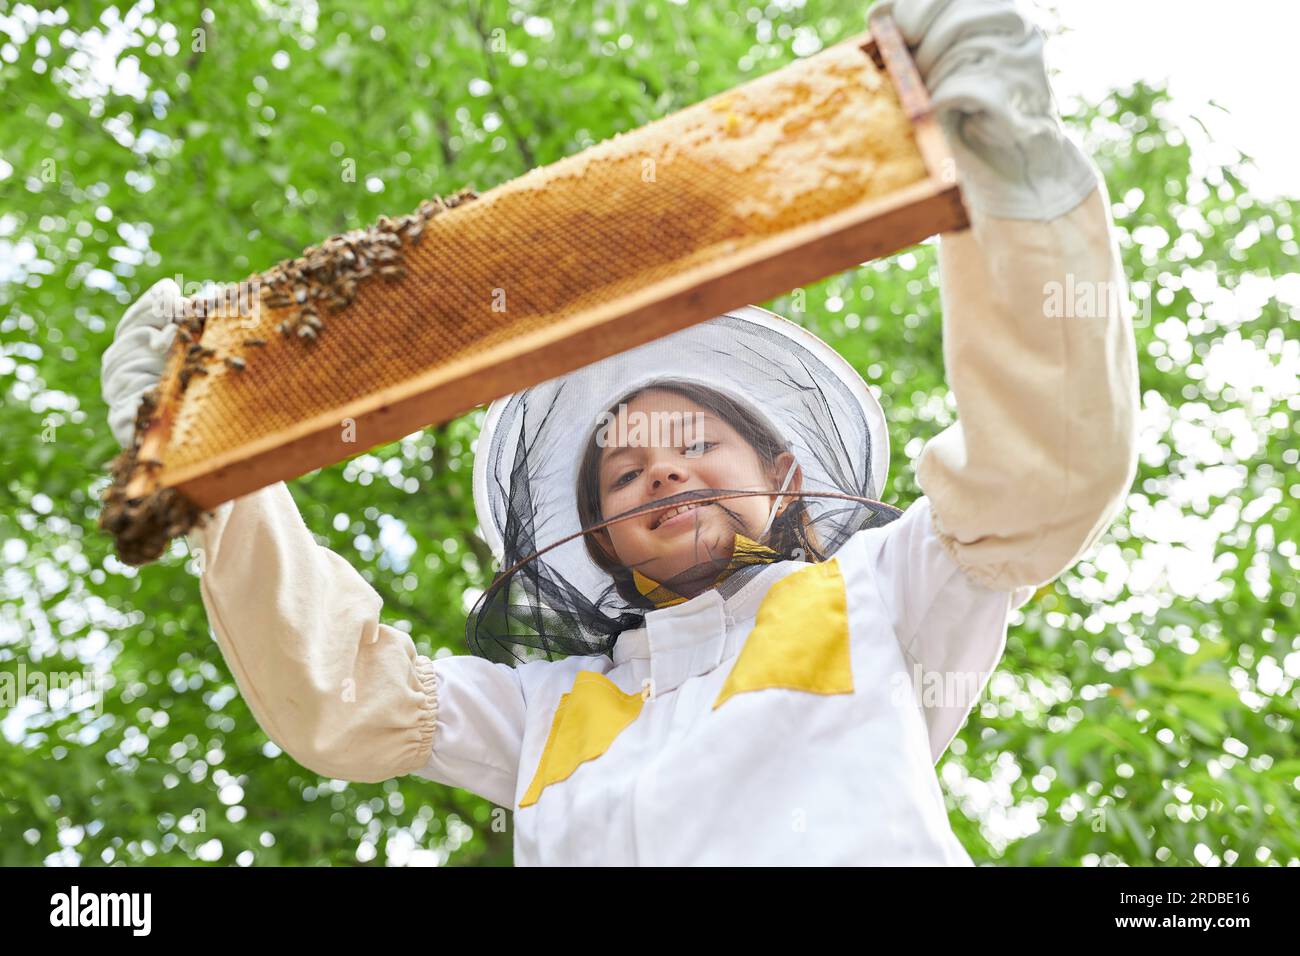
[469,304,899,664]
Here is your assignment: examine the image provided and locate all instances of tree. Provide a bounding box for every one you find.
[1,0,1295,866]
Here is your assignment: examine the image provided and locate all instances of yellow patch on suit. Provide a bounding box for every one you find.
[519,670,644,808]
[713,558,853,708]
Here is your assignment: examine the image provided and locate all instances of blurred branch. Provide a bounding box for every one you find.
[435,113,457,170]
[467,0,536,169]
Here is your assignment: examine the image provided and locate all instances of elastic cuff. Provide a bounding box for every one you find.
[397,656,441,776]
[925,497,1026,593]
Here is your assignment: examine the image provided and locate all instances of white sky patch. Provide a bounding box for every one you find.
[1039,0,1299,200]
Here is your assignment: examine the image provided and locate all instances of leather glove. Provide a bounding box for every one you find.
[871,0,1099,220]
[101,277,182,449]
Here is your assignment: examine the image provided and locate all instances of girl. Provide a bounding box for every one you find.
[100,0,1139,865]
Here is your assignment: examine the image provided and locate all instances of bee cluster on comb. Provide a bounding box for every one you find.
[99,389,206,566]
[98,186,480,565]
[155,187,480,398]
[163,284,257,394]
[260,186,477,344]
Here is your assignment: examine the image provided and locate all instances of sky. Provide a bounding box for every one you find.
[1039,0,1298,200]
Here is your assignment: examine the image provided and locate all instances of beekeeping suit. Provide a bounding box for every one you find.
[100,0,1139,865]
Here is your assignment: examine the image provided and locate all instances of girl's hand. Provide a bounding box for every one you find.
[872,0,1098,221]
[100,277,182,449]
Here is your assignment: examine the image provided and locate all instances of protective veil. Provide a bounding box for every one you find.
[468,305,900,665]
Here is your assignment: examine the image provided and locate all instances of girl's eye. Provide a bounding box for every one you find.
[610,442,715,488]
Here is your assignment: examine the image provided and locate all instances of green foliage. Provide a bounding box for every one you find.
[1,0,1296,866]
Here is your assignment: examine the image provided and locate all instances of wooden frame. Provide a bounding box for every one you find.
[125,12,966,516]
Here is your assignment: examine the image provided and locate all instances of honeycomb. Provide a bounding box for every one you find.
[104,36,929,563]
[163,38,923,466]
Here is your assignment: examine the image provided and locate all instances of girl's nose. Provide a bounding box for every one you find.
[646,456,688,489]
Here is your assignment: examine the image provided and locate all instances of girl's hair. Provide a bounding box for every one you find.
[575,377,826,607]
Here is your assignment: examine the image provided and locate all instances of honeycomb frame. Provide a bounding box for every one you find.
[102,12,968,564]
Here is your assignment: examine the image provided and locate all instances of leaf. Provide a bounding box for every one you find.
[1114,806,1152,859]
[1183,636,1230,675]
[1177,675,1240,705]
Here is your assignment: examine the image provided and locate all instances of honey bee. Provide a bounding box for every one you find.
[380,265,406,280]
[297,325,317,342]
[224,356,246,371]
[179,364,208,390]
[447,187,477,207]
[242,338,267,347]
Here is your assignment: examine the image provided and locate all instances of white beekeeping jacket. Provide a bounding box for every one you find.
[418,496,1033,865]
[185,170,1139,865]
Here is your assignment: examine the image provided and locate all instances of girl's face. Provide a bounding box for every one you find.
[594,389,797,594]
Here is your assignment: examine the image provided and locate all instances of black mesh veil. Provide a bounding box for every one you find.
[467,305,901,665]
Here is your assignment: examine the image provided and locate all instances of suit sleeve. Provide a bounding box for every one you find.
[188,481,525,803]
[858,494,1027,763]
[853,161,1139,760]
[915,166,1140,592]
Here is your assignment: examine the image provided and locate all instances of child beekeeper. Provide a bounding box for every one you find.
[99,0,1139,865]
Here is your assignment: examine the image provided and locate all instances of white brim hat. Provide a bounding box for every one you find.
[469,304,895,662]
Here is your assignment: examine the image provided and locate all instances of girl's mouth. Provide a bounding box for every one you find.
[651,501,708,531]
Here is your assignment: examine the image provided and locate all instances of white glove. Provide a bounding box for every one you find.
[101,277,182,449]
[872,0,1100,220]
